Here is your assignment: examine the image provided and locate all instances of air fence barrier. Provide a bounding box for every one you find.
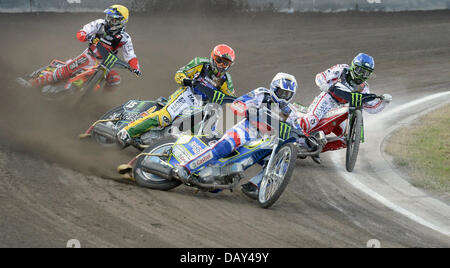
[1,0,449,13]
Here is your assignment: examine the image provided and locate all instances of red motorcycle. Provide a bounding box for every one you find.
[16,39,135,105]
[294,83,383,172]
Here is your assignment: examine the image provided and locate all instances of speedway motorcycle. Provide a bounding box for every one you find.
[79,80,236,150]
[294,82,383,172]
[16,39,135,104]
[117,102,313,208]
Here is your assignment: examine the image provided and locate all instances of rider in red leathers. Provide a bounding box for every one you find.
[27,4,141,90]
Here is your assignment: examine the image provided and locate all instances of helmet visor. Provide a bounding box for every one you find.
[274,87,294,102]
[213,55,233,71]
[105,12,124,30]
[353,65,372,80]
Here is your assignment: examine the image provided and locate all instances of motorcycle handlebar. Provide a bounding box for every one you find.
[192,81,236,104]
[94,42,134,73]
[330,86,382,106]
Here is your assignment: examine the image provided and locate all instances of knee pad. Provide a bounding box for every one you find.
[124,108,173,137]
[154,108,172,127]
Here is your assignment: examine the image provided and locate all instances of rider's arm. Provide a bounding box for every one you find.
[230,88,265,116]
[219,73,236,97]
[120,33,141,72]
[76,19,103,42]
[174,57,209,85]
[315,64,347,92]
[360,83,386,114]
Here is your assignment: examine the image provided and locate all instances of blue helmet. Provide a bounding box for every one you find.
[350,53,374,85]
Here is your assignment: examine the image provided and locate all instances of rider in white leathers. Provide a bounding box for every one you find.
[299,53,392,163]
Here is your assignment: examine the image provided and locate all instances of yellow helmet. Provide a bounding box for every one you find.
[104,4,129,32]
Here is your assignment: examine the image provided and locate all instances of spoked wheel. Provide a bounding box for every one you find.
[258,143,297,208]
[345,110,363,172]
[133,136,181,190]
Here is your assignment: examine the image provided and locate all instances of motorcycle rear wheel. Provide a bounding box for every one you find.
[258,143,298,208]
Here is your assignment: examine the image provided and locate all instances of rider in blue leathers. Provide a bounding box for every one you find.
[175,72,304,199]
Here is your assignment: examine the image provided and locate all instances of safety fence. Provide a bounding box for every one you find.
[1,0,449,13]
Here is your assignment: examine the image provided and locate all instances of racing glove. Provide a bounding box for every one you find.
[128,58,142,77]
[382,93,392,103]
[132,69,142,77]
[182,78,193,87]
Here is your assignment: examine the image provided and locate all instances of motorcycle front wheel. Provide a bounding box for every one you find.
[345,110,363,172]
[258,143,298,208]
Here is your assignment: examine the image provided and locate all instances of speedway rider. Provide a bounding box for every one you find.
[27,4,141,89]
[299,53,392,163]
[117,44,236,147]
[174,72,304,199]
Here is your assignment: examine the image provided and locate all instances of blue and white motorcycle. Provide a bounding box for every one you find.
[118,103,311,208]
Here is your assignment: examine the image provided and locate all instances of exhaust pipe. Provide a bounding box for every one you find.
[93,123,117,141]
[140,161,174,181]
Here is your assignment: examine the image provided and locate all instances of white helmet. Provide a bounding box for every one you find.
[270,72,298,104]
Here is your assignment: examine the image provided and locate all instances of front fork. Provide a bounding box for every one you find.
[263,137,280,178]
[346,109,364,144]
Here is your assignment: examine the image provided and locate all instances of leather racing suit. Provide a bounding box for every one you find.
[121,57,235,139]
[31,19,140,88]
[180,87,303,181]
[299,64,388,152]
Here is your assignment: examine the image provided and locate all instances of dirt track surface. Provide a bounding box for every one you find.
[1,11,450,247]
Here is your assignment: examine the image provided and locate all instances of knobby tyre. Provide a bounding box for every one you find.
[345,110,362,172]
[258,143,298,208]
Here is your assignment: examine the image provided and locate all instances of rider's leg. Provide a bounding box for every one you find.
[298,92,339,163]
[30,50,94,87]
[299,92,338,133]
[181,120,251,175]
[322,120,347,152]
[117,87,194,145]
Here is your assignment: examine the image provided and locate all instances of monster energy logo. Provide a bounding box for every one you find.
[212,91,225,104]
[351,92,363,107]
[279,122,291,140]
[104,53,118,69]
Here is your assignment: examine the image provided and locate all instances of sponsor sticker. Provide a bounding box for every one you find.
[172,145,192,164]
[190,151,213,170]
[167,95,187,116]
[190,141,204,155]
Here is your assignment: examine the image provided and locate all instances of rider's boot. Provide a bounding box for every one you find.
[311,155,321,164]
[29,72,55,88]
[29,65,71,88]
[241,169,264,200]
[16,77,32,88]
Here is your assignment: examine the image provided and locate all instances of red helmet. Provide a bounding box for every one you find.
[210,44,235,74]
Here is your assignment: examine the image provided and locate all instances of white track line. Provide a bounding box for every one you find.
[330,91,450,237]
